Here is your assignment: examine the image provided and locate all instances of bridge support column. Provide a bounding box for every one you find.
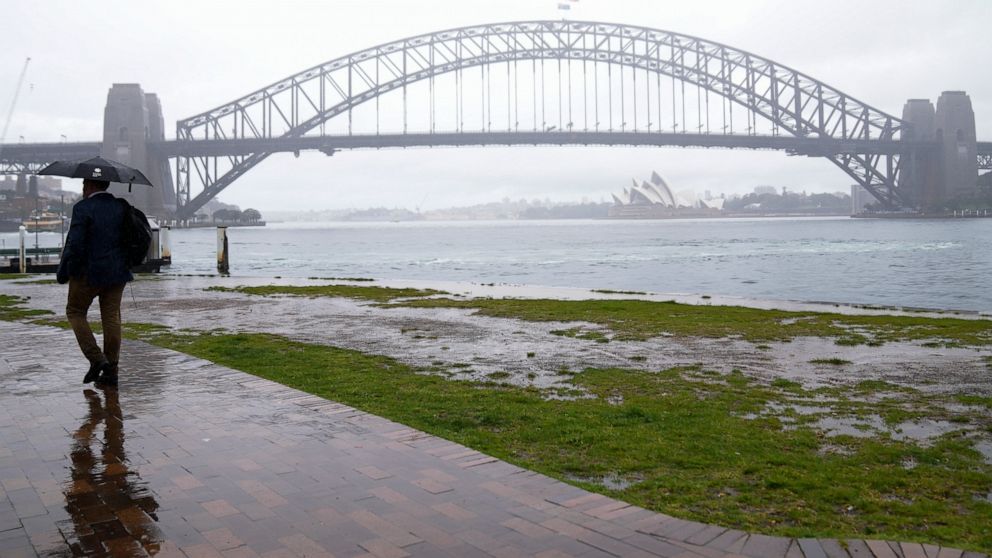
[935,91,978,204]
[902,92,979,210]
[900,99,938,208]
[102,84,176,217]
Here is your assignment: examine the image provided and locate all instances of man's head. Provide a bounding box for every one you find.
[82,179,110,198]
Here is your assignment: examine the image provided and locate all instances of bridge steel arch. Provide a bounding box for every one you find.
[174,20,906,219]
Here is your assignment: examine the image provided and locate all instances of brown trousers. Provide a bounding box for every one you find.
[66,277,126,367]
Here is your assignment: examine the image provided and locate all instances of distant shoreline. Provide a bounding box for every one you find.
[177,221,267,229]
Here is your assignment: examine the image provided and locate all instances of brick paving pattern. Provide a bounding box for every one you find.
[0,321,986,557]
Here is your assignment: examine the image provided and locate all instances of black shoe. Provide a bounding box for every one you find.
[95,373,118,389]
[95,362,118,389]
[83,361,106,384]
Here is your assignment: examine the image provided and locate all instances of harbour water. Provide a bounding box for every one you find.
[4,216,991,313]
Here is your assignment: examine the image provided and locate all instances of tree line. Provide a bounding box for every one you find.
[200,208,263,224]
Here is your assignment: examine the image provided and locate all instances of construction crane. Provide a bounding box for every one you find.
[0,57,32,156]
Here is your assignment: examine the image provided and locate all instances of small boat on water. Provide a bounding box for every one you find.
[23,213,66,233]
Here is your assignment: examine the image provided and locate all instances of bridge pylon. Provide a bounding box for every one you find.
[899,91,979,210]
[101,84,176,217]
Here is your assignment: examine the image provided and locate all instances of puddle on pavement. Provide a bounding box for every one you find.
[63,389,162,555]
[565,472,641,491]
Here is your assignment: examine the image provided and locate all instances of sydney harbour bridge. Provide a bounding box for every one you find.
[2,20,990,220]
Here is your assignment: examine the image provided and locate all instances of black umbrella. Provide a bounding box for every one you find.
[36,156,154,187]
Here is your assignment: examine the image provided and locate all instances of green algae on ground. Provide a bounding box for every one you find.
[0,294,54,321]
[392,297,992,346]
[550,326,610,343]
[206,284,447,302]
[810,358,853,365]
[15,278,59,285]
[138,329,991,552]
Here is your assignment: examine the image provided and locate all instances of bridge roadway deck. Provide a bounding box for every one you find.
[2,132,955,163]
[1,320,985,558]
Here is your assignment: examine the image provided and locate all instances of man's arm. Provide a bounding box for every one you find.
[56,203,88,284]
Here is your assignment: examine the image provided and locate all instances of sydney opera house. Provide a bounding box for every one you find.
[609,171,723,218]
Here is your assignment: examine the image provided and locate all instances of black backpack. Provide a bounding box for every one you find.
[117,198,153,268]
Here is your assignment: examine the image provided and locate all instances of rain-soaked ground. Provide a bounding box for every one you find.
[3,274,992,556]
[7,321,987,557]
[5,274,992,456]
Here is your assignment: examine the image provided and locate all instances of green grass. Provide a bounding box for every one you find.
[591,289,648,295]
[307,276,376,282]
[0,294,54,321]
[133,330,992,552]
[391,297,992,346]
[205,284,447,302]
[550,327,610,343]
[0,273,31,280]
[15,278,58,285]
[810,358,853,366]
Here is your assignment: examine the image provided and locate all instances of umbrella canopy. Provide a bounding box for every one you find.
[36,156,153,186]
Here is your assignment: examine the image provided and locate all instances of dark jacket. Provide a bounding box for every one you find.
[56,192,134,287]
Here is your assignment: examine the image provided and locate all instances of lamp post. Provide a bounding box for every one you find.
[33,196,39,254]
[18,225,26,273]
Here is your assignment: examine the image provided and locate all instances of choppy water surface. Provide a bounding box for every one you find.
[7,217,991,312]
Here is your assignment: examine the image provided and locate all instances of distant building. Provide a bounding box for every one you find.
[609,171,720,218]
[0,175,63,197]
[611,171,685,208]
[753,185,777,196]
[851,185,878,214]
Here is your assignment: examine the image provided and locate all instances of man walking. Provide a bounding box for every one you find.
[56,178,133,388]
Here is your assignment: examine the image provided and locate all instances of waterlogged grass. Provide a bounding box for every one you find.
[206,284,447,302]
[591,289,648,295]
[393,297,992,346]
[307,276,375,282]
[810,358,853,366]
[0,294,54,321]
[550,327,610,343]
[16,278,59,285]
[131,330,991,551]
[5,286,992,549]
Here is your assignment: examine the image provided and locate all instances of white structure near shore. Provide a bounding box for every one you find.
[609,171,722,218]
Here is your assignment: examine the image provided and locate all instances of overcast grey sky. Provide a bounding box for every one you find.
[2,0,990,211]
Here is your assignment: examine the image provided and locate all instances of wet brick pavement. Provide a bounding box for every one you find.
[0,321,986,558]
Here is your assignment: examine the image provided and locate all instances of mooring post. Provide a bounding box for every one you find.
[18,226,26,273]
[160,226,172,265]
[217,226,229,274]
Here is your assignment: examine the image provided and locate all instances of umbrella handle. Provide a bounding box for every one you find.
[128,181,132,193]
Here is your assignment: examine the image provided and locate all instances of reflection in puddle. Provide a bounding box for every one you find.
[64,389,162,555]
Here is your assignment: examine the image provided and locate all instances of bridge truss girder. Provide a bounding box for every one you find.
[978,152,991,172]
[0,162,46,174]
[174,20,910,219]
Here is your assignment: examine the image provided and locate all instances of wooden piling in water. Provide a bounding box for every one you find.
[217,226,229,274]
